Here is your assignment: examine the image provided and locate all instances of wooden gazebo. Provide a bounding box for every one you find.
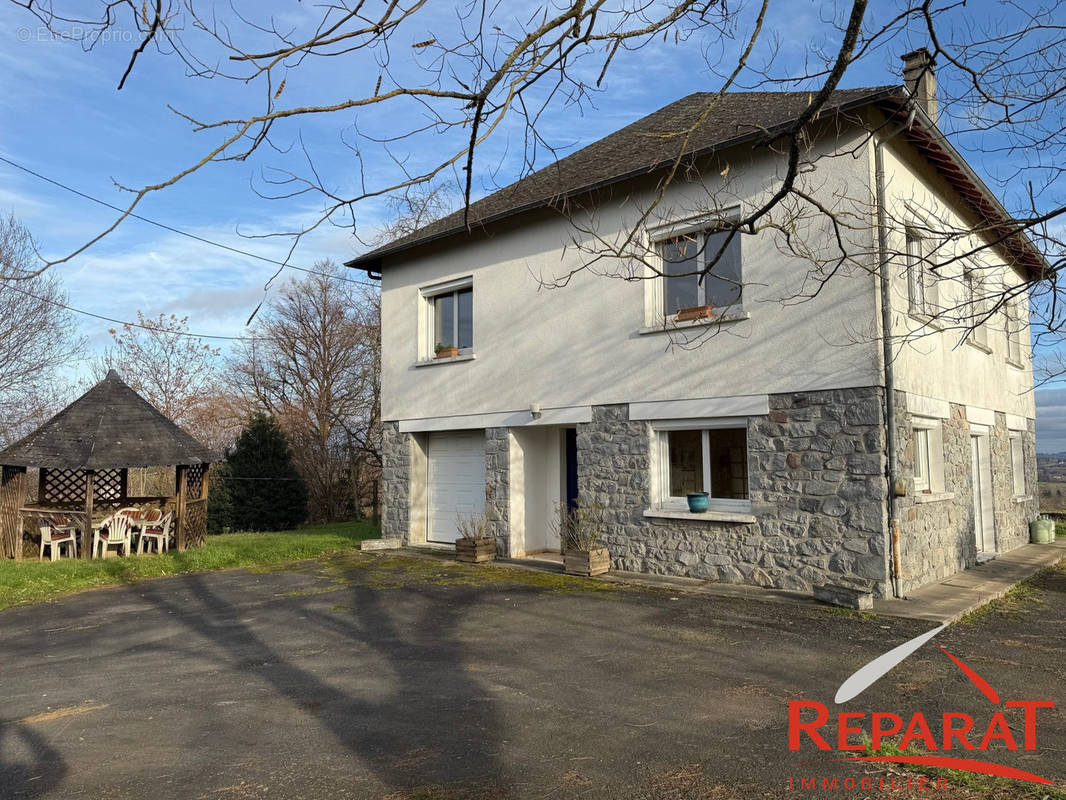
[0,370,217,560]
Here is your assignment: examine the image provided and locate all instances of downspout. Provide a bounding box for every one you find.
[874,101,916,599]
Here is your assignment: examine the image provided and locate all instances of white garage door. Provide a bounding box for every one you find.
[427,431,486,543]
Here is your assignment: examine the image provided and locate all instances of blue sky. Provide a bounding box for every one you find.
[1,1,1062,447]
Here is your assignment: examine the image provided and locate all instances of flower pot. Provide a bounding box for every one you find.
[675,305,714,322]
[456,536,496,563]
[435,346,460,359]
[563,546,610,576]
[687,492,709,513]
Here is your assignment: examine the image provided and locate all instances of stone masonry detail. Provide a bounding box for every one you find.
[576,389,890,595]
[484,427,510,555]
[894,392,1037,594]
[380,422,410,541]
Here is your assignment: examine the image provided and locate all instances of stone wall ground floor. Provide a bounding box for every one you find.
[379,386,1038,598]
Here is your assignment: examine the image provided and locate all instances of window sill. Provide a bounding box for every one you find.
[965,339,992,354]
[913,491,954,504]
[414,353,476,368]
[1006,360,1026,371]
[638,311,750,336]
[1012,494,1033,504]
[908,313,942,330]
[643,507,756,524]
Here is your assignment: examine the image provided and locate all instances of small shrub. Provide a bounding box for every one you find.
[551,502,605,552]
[455,510,492,541]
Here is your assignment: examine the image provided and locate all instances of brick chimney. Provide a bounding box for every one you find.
[901,48,937,125]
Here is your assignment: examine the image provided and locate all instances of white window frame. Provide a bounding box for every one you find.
[911,416,944,494]
[419,277,474,360]
[1010,434,1026,497]
[652,417,751,513]
[1005,294,1026,365]
[963,266,989,348]
[647,214,743,324]
[905,227,938,317]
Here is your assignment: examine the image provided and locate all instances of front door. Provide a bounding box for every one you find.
[970,433,996,554]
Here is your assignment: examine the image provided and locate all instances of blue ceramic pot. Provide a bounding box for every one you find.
[687,492,709,513]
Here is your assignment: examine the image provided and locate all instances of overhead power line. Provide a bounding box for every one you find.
[0,153,371,286]
[0,280,262,342]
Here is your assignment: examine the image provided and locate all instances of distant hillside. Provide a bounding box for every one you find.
[1039,454,1066,483]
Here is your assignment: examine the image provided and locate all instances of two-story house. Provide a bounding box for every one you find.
[348,50,1044,598]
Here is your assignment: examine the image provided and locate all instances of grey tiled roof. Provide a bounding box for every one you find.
[347,86,900,269]
[0,370,218,469]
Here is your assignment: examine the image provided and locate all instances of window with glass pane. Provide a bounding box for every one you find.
[906,230,926,315]
[430,285,474,352]
[668,429,703,496]
[703,230,742,309]
[913,427,930,491]
[1011,436,1025,496]
[434,293,455,348]
[662,236,700,314]
[663,426,749,507]
[708,427,748,499]
[660,229,742,317]
[457,288,473,349]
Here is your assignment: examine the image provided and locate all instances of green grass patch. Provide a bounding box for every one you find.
[865,739,1066,798]
[958,576,1044,625]
[0,520,378,611]
[327,552,621,594]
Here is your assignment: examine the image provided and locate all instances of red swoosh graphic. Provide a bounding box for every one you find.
[833,755,1053,785]
[940,646,1001,704]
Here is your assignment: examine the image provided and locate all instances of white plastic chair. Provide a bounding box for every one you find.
[138,512,173,554]
[94,513,132,559]
[39,518,78,561]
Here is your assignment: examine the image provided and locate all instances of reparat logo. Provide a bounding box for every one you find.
[787,624,1056,789]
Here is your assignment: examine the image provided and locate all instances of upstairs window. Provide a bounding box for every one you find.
[420,277,474,360]
[906,228,938,317]
[434,287,473,351]
[1005,295,1026,364]
[963,267,989,348]
[660,229,742,317]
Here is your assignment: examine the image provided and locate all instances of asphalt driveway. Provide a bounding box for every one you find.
[0,552,1063,799]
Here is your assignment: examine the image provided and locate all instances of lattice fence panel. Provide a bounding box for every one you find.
[94,469,126,502]
[184,498,207,548]
[40,469,86,504]
[185,464,205,499]
[0,466,26,559]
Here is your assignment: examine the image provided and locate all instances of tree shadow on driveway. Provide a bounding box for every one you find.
[136,571,511,796]
[0,718,68,799]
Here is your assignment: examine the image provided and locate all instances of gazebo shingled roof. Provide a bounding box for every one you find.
[0,370,217,470]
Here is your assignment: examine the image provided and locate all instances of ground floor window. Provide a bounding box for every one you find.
[911,417,944,494]
[1010,434,1026,496]
[655,422,749,511]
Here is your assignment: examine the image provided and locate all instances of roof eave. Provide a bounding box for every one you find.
[345,86,905,272]
[880,97,1049,282]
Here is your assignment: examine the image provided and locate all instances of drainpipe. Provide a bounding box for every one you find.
[874,101,916,598]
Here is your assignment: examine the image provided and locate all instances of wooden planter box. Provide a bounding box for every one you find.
[456,537,496,563]
[674,305,714,322]
[435,346,460,359]
[563,546,610,577]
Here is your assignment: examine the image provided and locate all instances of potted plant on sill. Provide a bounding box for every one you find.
[435,342,460,359]
[454,511,496,563]
[687,492,709,513]
[552,502,610,577]
[674,305,714,323]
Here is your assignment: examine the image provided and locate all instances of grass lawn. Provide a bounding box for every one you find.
[0,520,379,612]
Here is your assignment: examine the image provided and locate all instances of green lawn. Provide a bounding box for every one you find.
[0,520,379,611]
